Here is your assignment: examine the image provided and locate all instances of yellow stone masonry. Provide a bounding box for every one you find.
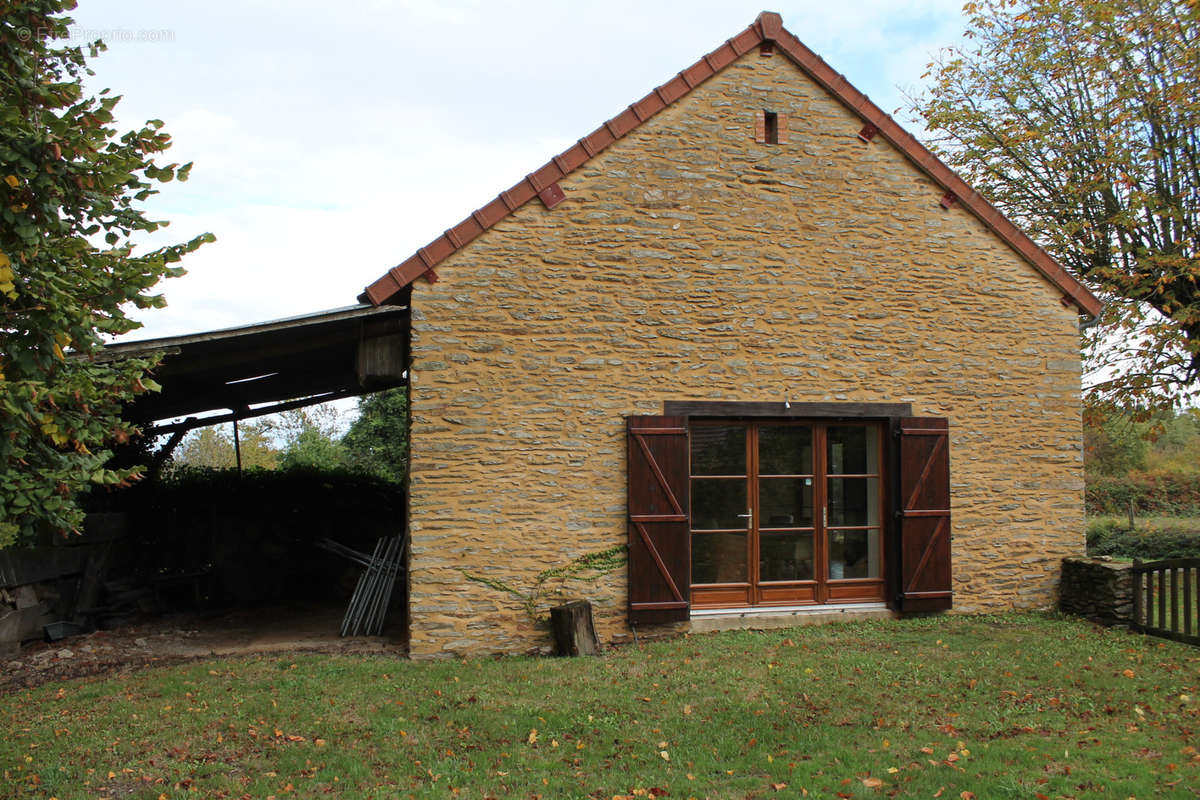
[404,50,1084,658]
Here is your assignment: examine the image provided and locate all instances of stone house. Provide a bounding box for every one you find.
[359,11,1102,658]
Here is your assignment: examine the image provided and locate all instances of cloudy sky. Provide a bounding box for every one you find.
[66,0,968,343]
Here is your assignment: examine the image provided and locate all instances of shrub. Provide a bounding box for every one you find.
[1086,519,1200,560]
[1085,471,1200,516]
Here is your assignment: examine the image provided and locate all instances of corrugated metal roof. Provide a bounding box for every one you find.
[104,304,409,431]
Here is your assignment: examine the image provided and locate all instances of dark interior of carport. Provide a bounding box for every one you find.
[74,303,412,643]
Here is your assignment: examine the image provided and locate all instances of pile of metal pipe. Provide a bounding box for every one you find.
[318,534,407,637]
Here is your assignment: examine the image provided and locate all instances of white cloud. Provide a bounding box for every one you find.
[68,0,967,342]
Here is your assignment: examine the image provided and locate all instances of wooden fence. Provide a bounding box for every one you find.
[1131,558,1199,646]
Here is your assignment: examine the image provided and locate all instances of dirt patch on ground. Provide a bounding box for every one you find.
[1,605,406,694]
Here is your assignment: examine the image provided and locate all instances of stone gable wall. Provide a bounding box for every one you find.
[404,50,1085,657]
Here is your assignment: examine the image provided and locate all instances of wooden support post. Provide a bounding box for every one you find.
[550,600,601,656]
[72,541,114,627]
[1132,559,1142,630]
[1184,563,1194,640]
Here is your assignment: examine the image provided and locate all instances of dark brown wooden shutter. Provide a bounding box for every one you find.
[897,417,952,612]
[627,415,690,624]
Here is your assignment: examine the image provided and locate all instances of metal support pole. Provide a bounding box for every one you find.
[232,419,242,474]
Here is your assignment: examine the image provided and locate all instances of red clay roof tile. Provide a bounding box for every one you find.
[360,11,1102,318]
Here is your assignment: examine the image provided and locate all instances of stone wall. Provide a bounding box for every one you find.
[403,48,1086,657]
[1059,557,1134,626]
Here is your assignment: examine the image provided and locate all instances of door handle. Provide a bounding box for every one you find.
[737,510,753,527]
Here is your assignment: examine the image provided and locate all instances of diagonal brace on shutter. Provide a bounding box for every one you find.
[902,516,951,598]
[632,430,686,516]
[903,430,947,513]
[632,521,686,605]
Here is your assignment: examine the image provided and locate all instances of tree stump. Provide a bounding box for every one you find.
[550,600,601,656]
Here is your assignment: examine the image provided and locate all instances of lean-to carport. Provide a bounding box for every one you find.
[83,303,413,643]
[101,303,409,446]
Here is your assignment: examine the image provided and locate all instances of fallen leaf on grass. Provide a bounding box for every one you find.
[770,782,788,791]
[527,729,538,745]
[862,777,883,789]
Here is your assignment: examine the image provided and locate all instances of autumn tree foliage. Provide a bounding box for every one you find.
[174,423,279,471]
[0,1,211,546]
[913,0,1200,409]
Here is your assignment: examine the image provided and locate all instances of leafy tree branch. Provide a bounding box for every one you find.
[0,1,212,546]
[912,0,1200,409]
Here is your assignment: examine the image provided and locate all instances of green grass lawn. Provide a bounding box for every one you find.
[2,614,1198,799]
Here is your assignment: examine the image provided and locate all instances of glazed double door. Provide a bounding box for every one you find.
[689,421,885,607]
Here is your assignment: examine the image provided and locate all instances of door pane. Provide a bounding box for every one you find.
[827,426,879,474]
[828,530,880,579]
[759,478,813,528]
[758,425,813,475]
[827,477,880,526]
[760,532,813,581]
[693,532,748,584]
[691,478,748,530]
[691,425,746,475]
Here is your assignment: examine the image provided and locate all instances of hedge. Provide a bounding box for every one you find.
[82,466,405,610]
[1085,472,1200,516]
[1085,519,1200,560]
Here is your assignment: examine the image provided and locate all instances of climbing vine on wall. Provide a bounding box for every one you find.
[461,545,626,623]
